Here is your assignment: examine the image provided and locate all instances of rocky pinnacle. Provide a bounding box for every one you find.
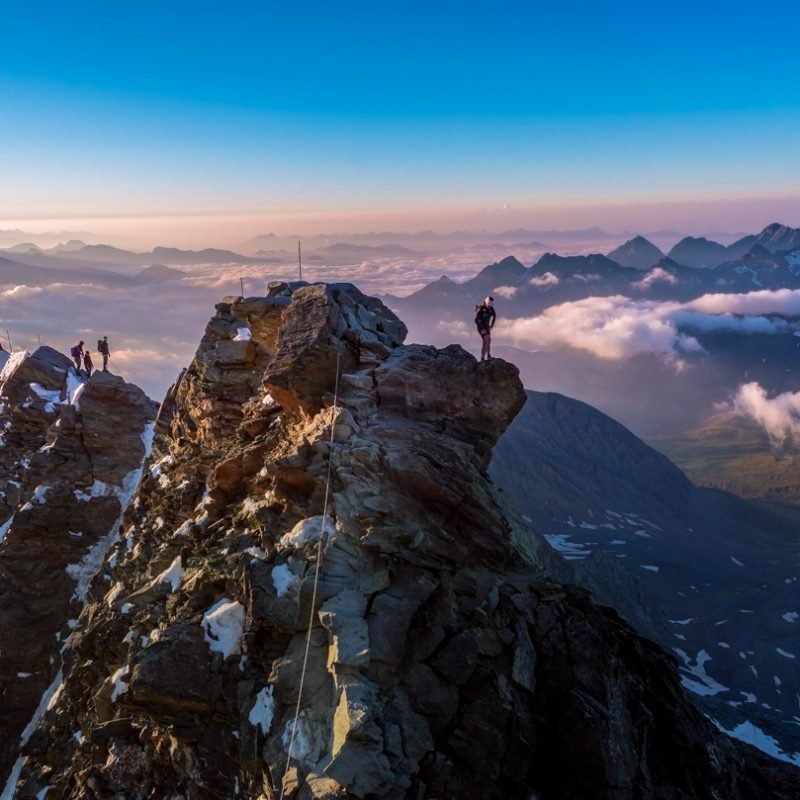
[4,284,799,799]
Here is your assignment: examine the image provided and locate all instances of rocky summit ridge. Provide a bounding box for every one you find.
[0,347,156,790]
[1,282,799,799]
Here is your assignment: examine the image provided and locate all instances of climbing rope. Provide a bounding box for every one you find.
[278,312,344,799]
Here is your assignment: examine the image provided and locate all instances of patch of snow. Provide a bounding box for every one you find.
[202,599,245,659]
[280,515,335,549]
[775,676,782,687]
[715,720,800,766]
[17,672,32,678]
[730,556,744,566]
[776,648,796,659]
[749,665,758,678]
[1,667,64,799]
[174,520,192,537]
[282,712,313,763]
[248,686,275,734]
[640,564,660,573]
[669,618,694,625]
[110,666,129,702]
[272,563,299,598]
[233,327,251,341]
[155,555,184,591]
[578,522,598,530]
[782,611,798,623]
[0,515,13,545]
[71,381,87,410]
[1,760,24,800]
[36,786,50,799]
[28,382,63,413]
[608,539,626,545]
[244,546,267,560]
[120,603,133,614]
[543,533,590,560]
[677,649,729,697]
[149,454,174,478]
[632,529,650,537]
[31,484,50,504]
[741,691,757,702]
[718,642,730,649]
[66,370,84,403]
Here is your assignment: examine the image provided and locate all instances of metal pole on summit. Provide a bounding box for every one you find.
[298,240,302,282]
[5,330,11,351]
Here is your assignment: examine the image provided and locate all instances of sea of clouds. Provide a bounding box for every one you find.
[4,254,800,450]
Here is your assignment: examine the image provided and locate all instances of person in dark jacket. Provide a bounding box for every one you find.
[83,350,94,377]
[70,340,85,371]
[474,296,496,361]
[98,336,110,372]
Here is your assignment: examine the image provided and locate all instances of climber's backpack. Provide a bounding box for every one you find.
[475,304,493,329]
[70,345,81,358]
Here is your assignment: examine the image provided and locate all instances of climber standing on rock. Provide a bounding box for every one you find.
[97,336,110,372]
[83,350,94,377]
[475,296,496,361]
[70,340,84,371]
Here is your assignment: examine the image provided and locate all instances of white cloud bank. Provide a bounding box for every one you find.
[633,267,678,290]
[501,296,702,360]
[529,271,560,287]
[497,289,800,361]
[732,383,800,448]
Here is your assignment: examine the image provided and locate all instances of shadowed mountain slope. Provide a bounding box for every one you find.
[493,391,800,760]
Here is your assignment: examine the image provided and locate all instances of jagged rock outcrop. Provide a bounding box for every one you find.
[6,284,800,799]
[0,349,155,787]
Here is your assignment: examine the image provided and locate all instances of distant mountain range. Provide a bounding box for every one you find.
[493,390,800,758]
[0,243,265,271]
[387,224,800,320]
[0,254,188,288]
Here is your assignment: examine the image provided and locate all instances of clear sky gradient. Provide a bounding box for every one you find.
[2,0,800,242]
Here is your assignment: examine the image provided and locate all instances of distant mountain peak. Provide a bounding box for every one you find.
[667,236,728,268]
[608,236,665,270]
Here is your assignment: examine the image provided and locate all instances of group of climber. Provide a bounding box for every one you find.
[70,336,110,377]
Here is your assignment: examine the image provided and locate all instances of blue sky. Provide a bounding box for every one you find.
[2,1,800,239]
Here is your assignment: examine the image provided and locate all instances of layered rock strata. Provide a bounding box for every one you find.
[6,284,800,799]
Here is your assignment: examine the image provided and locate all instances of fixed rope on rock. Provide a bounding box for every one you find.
[278,307,345,799]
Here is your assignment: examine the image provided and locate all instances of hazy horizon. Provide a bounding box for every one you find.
[2,195,800,252]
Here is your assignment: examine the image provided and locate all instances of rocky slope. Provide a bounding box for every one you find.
[0,348,155,788]
[492,391,800,760]
[3,284,800,799]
